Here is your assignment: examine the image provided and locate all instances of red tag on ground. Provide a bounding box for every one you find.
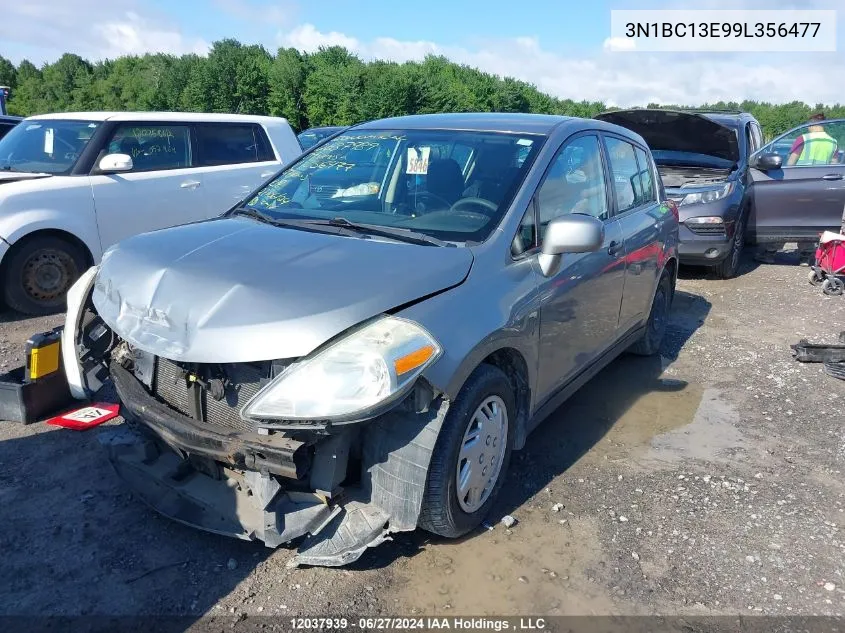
[46,402,120,430]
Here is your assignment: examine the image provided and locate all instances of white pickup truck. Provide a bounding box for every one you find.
[0,111,302,314]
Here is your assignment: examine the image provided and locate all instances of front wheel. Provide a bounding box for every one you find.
[2,235,87,315]
[713,211,746,279]
[418,364,515,538]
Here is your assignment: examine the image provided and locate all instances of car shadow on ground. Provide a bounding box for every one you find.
[354,289,713,569]
[679,247,811,281]
[0,421,272,622]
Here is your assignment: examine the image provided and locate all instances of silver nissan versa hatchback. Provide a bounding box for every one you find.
[62,113,679,567]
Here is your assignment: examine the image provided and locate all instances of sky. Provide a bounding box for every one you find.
[1,0,843,107]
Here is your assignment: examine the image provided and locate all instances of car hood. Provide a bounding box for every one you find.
[596,110,739,164]
[92,217,473,363]
[0,171,52,184]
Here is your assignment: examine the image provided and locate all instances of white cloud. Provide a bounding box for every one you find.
[0,1,208,63]
[214,0,296,29]
[279,23,845,107]
[281,23,360,52]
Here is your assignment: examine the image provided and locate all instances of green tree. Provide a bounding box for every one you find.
[0,55,16,90]
[268,48,307,129]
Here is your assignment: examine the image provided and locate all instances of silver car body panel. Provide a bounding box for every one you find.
[70,113,679,567]
[91,216,473,363]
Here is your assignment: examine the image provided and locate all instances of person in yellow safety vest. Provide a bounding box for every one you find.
[787,112,838,166]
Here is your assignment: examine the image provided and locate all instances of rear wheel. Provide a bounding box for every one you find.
[629,271,672,356]
[418,364,514,538]
[713,210,746,279]
[822,278,844,296]
[809,268,825,286]
[2,235,87,315]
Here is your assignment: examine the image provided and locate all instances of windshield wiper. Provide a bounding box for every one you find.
[230,206,286,225]
[302,217,448,247]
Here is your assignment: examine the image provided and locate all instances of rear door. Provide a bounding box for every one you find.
[193,123,280,212]
[89,121,208,249]
[749,119,845,242]
[602,135,664,333]
[533,133,626,404]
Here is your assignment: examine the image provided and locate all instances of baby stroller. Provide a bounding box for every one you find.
[809,231,845,295]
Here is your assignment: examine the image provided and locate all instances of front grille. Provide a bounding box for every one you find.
[687,225,727,236]
[152,358,268,433]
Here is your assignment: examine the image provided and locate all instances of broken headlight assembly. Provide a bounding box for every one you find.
[241,315,441,423]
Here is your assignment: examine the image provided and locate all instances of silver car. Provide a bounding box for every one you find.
[62,113,679,567]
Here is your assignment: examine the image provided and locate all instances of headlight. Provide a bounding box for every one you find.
[241,315,441,422]
[680,182,734,206]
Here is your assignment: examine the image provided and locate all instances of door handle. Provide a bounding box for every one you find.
[822,173,843,181]
[608,240,623,257]
[180,180,201,189]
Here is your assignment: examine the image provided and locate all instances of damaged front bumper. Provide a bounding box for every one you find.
[109,362,448,567]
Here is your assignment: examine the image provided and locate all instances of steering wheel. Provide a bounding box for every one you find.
[450,197,498,216]
[412,191,453,210]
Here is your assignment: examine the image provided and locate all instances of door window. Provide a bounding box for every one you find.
[765,120,844,166]
[535,135,608,242]
[196,124,275,166]
[634,146,657,204]
[106,124,192,172]
[605,137,646,213]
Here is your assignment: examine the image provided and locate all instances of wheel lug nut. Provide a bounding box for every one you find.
[482,467,487,476]
[478,455,484,464]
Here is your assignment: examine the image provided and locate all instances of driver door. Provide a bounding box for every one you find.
[749,120,845,243]
[532,133,626,404]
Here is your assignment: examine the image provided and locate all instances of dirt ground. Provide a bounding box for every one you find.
[0,251,843,625]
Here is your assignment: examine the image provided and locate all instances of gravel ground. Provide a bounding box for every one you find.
[0,251,843,623]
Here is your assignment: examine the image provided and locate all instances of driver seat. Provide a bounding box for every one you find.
[426,159,465,205]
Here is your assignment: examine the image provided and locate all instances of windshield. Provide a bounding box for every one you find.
[244,128,543,243]
[298,128,343,150]
[0,119,99,174]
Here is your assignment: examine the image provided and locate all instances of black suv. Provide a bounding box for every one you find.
[597,109,762,278]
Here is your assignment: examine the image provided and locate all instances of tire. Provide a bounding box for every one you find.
[418,364,515,538]
[809,268,824,286]
[2,235,87,315]
[712,210,746,279]
[822,278,844,296]
[629,271,673,357]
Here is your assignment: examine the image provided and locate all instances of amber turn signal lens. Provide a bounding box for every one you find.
[394,345,436,375]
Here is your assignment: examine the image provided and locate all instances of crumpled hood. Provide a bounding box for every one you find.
[596,109,739,164]
[92,217,473,363]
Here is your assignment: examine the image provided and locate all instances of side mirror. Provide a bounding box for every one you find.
[98,153,133,173]
[753,152,782,171]
[538,214,604,277]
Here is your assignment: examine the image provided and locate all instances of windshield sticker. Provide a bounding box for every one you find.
[43,128,54,155]
[516,138,534,146]
[407,147,431,175]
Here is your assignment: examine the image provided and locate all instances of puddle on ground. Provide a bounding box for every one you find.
[392,356,749,615]
[393,515,621,616]
[535,356,747,468]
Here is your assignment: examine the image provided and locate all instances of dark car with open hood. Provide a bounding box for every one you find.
[597,109,845,278]
[62,113,678,567]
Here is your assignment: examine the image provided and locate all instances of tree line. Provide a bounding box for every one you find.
[2,39,844,140]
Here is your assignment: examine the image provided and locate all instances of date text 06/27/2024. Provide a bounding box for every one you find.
[289,617,548,631]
